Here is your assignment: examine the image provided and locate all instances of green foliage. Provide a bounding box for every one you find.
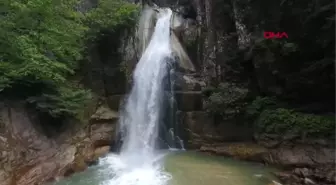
[244,0,335,109]
[0,0,87,90]
[85,0,139,39]
[253,39,298,62]
[0,0,91,118]
[226,0,335,140]
[256,108,335,138]
[246,96,278,118]
[0,0,138,119]
[204,83,249,120]
[27,86,92,119]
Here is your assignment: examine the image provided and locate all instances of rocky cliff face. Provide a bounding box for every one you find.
[130,0,252,148]
[0,101,117,185]
[0,15,131,183]
[134,1,335,185]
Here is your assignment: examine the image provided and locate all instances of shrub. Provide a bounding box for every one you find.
[27,86,92,119]
[246,96,279,118]
[256,108,335,138]
[204,83,249,120]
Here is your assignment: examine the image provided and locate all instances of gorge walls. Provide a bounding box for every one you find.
[0,0,334,185]
[132,1,335,185]
[0,101,117,185]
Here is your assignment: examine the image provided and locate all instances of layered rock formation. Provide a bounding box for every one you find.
[0,101,118,185]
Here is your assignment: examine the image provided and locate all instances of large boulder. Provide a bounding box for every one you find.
[275,165,335,185]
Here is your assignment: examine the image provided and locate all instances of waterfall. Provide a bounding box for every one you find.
[136,5,195,72]
[119,8,173,162]
[100,8,174,185]
[129,4,193,151]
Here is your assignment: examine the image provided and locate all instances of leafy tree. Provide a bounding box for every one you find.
[203,83,249,123]
[0,0,139,119]
[0,0,86,89]
[85,0,139,39]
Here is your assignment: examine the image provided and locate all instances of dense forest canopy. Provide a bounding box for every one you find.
[0,0,138,118]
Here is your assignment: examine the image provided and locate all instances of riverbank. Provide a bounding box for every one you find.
[197,142,335,185]
[180,104,335,185]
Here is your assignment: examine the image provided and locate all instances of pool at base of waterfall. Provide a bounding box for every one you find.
[51,151,279,185]
[165,151,279,185]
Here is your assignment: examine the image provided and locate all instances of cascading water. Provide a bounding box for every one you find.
[119,7,172,161]
[100,8,174,185]
[52,6,281,185]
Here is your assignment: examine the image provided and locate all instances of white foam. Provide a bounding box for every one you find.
[99,8,174,185]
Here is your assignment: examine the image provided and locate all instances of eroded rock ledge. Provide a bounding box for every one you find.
[0,102,117,185]
[199,143,335,185]
[187,127,335,185]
